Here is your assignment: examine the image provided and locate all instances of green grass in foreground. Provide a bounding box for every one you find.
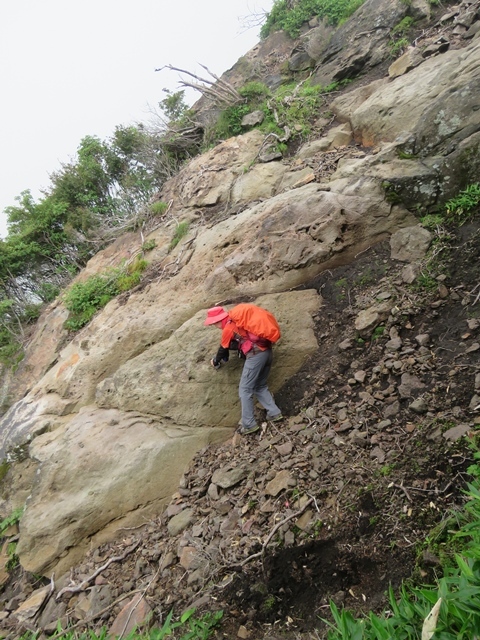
[324,470,480,639]
[17,461,480,639]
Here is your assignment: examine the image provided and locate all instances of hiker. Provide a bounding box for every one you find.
[204,305,283,435]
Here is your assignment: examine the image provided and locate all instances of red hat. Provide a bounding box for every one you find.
[204,306,229,326]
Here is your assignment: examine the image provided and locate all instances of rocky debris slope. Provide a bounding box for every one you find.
[1,219,479,639]
[1,0,480,597]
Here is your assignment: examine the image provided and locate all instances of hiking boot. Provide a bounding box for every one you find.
[268,413,284,422]
[237,423,260,435]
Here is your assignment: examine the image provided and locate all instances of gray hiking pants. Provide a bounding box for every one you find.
[239,348,281,429]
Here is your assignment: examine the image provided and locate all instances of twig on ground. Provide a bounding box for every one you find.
[239,497,314,566]
[117,569,160,640]
[56,540,141,600]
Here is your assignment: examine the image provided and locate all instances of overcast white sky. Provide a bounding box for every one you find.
[0,0,273,237]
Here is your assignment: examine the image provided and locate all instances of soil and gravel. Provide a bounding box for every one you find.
[1,219,479,640]
[1,3,480,638]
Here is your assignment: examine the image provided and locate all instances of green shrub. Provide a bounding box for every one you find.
[261,81,325,138]
[20,607,224,640]
[371,325,385,340]
[390,36,409,57]
[323,461,480,639]
[391,16,415,36]
[445,183,480,224]
[21,304,42,323]
[150,201,169,216]
[0,507,23,535]
[63,260,148,331]
[214,79,333,144]
[261,0,366,39]
[239,81,271,102]
[37,282,61,303]
[141,239,157,252]
[420,214,445,229]
[215,104,252,139]
[0,330,23,368]
[169,221,190,252]
[63,273,119,331]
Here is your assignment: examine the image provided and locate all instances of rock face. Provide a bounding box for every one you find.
[1,0,480,577]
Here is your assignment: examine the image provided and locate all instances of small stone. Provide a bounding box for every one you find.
[442,424,471,441]
[384,401,400,417]
[438,283,449,298]
[377,420,392,430]
[409,398,428,414]
[265,470,292,496]
[212,466,249,489]
[354,370,366,383]
[399,373,426,398]
[465,343,480,353]
[305,406,318,420]
[469,394,480,410]
[108,597,153,638]
[296,510,314,531]
[371,446,386,463]
[385,337,402,351]
[167,508,195,536]
[284,530,295,546]
[208,483,219,500]
[275,442,293,456]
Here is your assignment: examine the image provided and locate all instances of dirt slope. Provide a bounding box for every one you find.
[2,220,479,639]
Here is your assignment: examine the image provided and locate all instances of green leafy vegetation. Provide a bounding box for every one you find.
[389,37,409,57]
[323,461,480,639]
[141,239,157,252]
[20,607,223,640]
[420,213,445,230]
[238,81,271,102]
[214,103,252,139]
[371,325,385,340]
[445,183,480,224]
[168,221,190,252]
[158,89,190,122]
[0,506,23,535]
[0,124,181,367]
[381,181,402,204]
[213,79,331,142]
[389,16,415,57]
[150,201,169,216]
[391,16,415,36]
[63,260,148,331]
[261,0,366,39]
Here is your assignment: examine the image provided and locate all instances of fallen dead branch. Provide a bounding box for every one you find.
[155,63,242,106]
[55,540,141,600]
[239,497,314,566]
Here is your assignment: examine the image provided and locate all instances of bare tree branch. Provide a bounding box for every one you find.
[156,64,242,106]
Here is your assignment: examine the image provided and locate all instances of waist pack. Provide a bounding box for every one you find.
[228,304,281,352]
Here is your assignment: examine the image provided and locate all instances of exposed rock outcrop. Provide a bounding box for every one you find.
[1,0,479,582]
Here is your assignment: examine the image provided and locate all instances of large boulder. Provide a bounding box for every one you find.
[95,291,319,425]
[16,406,232,575]
[310,0,429,85]
[14,290,319,574]
[0,180,414,433]
[7,4,480,578]
[332,40,480,153]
